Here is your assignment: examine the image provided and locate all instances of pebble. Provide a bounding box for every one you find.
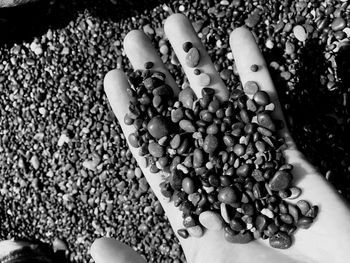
[199,211,223,230]
[269,232,292,249]
[269,170,292,191]
[185,47,200,68]
[245,9,260,28]
[193,149,204,168]
[177,229,189,239]
[147,116,171,139]
[198,73,211,86]
[296,200,311,215]
[179,87,196,109]
[255,215,268,232]
[253,91,270,106]
[220,203,230,223]
[331,17,346,31]
[257,112,276,131]
[218,187,238,204]
[297,217,313,229]
[244,81,259,95]
[293,25,307,42]
[52,238,68,252]
[179,120,196,133]
[182,177,195,194]
[287,187,302,200]
[148,142,164,158]
[183,42,193,52]
[203,134,218,154]
[187,225,204,238]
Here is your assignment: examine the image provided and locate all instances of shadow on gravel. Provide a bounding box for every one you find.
[0,0,170,45]
[285,39,350,200]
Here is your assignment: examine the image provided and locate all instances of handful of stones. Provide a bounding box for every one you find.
[124,42,318,249]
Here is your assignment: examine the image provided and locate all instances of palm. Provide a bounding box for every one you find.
[93,14,350,263]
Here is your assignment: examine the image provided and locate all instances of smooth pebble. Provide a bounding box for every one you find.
[199,211,223,230]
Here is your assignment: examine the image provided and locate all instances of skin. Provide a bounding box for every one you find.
[90,14,350,263]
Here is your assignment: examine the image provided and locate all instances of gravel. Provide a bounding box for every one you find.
[0,0,349,262]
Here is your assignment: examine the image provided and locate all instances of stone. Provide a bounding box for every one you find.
[293,25,307,42]
[148,142,165,158]
[332,17,346,31]
[147,116,171,139]
[185,47,200,68]
[199,211,223,230]
[224,229,254,244]
[198,73,211,86]
[269,232,292,249]
[218,187,238,204]
[269,170,293,191]
[179,87,196,109]
[243,81,259,95]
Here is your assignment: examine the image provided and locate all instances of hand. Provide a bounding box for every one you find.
[90,14,350,263]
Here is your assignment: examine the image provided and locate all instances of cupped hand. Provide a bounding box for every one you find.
[90,14,350,263]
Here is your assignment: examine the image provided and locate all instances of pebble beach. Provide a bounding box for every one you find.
[0,0,349,262]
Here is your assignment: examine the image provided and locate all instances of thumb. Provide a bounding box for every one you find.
[90,238,146,263]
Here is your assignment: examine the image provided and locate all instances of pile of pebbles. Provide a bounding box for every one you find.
[0,0,349,262]
[125,52,318,248]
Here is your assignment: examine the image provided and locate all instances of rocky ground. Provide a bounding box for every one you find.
[0,0,349,262]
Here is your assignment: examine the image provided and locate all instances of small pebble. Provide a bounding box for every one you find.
[144,61,154,69]
[250,64,259,72]
[331,17,346,31]
[297,217,313,229]
[218,187,238,204]
[148,142,165,158]
[198,73,211,86]
[243,81,259,95]
[224,229,253,244]
[220,203,230,223]
[287,187,302,200]
[185,47,200,68]
[269,170,292,191]
[147,116,171,139]
[296,200,311,215]
[177,229,189,239]
[269,232,292,249]
[199,211,223,230]
[183,42,193,52]
[293,25,307,42]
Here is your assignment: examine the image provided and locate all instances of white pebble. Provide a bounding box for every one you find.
[198,73,211,86]
[261,208,274,219]
[188,225,204,238]
[199,211,223,230]
[203,186,214,193]
[226,52,233,60]
[179,5,185,11]
[265,39,274,49]
[57,133,70,147]
[265,102,275,111]
[246,223,253,230]
[287,187,302,200]
[293,25,307,42]
[177,164,189,174]
[205,161,214,169]
[220,203,230,223]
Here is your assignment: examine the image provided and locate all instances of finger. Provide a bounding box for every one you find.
[164,13,229,102]
[123,30,179,96]
[90,237,146,263]
[104,69,196,251]
[229,27,295,149]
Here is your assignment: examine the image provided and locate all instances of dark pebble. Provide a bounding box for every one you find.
[144,61,154,69]
[185,47,200,68]
[203,134,218,154]
[147,116,171,139]
[218,187,238,204]
[148,142,164,158]
[177,229,189,239]
[182,177,195,194]
[183,41,193,53]
[297,217,313,229]
[269,232,292,249]
[269,170,293,191]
